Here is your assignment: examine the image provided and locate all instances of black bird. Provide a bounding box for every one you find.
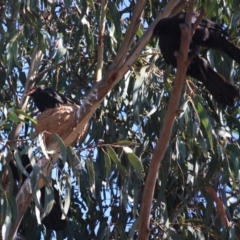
[10,150,69,231]
[153,12,240,106]
[27,86,76,112]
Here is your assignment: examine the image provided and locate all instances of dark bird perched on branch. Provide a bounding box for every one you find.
[10,150,69,231]
[153,12,240,106]
[27,86,77,112]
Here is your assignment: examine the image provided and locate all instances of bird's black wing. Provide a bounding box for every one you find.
[44,88,76,105]
[187,55,239,106]
[58,92,77,105]
[192,12,224,34]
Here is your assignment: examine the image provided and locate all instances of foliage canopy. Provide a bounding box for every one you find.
[1,0,240,239]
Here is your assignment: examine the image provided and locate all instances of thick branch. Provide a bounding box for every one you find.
[137,1,205,239]
[170,0,188,16]
[6,49,43,239]
[206,186,230,227]
[7,156,54,240]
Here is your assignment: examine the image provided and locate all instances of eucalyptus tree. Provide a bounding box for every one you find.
[0,0,240,239]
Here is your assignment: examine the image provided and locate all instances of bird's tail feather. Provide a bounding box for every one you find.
[187,56,239,106]
[222,39,240,65]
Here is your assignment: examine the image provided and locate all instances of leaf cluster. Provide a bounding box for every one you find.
[0,0,240,239]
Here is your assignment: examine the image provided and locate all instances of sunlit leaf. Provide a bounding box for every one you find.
[123,147,144,179]
[52,134,67,164]
[106,146,127,175]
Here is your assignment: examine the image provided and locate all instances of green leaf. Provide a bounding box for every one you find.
[86,0,95,11]
[8,112,19,123]
[115,140,135,146]
[6,193,18,222]
[106,146,127,175]
[61,174,71,218]
[0,193,8,226]
[15,109,37,124]
[52,134,67,163]
[42,185,54,218]
[85,159,95,196]
[193,96,213,148]
[103,150,111,187]
[14,150,31,180]
[107,1,122,41]
[128,218,139,240]
[6,39,19,74]
[53,38,67,65]
[67,146,81,175]
[123,147,144,179]
[40,28,51,46]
